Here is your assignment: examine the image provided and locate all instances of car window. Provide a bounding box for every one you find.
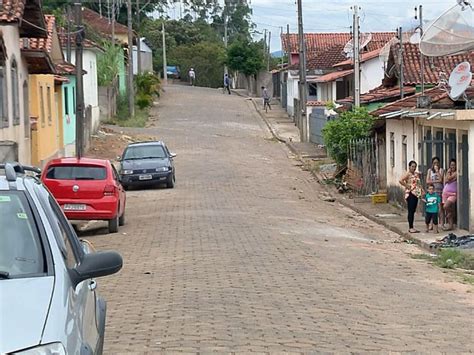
[123,145,166,160]
[111,164,120,181]
[0,191,45,277]
[47,196,81,269]
[46,165,107,180]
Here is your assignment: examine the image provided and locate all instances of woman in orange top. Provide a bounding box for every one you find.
[399,160,423,233]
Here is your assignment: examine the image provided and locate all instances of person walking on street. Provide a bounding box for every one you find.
[426,156,444,229]
[442,159,457,231]
[261,86,271,112]
[188,68,196,86]
[224,73,231,95]
[399,160,423,233]
[423,183,441,233]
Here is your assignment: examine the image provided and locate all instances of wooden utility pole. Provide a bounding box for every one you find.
[136,0,142,74]
[353,5,361,107]
[74,2,84,158]
[267,31,271,71]
[286,24,290,64]
[297,0,308,142]
[263,29,267,65]
[398,26,404,99]
[111,0,115,45]
[224,3,228,75]
[162,21,168,85]
[127,0,135,117]
[416,5,424,94]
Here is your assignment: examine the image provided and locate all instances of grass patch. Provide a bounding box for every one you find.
[106,107,150,128]
[434,249,474,270]
[460,273,474,286]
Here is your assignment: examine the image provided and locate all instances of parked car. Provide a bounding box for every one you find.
[166,65,180,79]
[0,162,123,354]
[118,141,176,189]
[41,157,126,234]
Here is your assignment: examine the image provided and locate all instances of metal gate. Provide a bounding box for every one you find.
[459,134,469,230]
[348,138,380,195]
[309,107,335,145]
[281,72,288,109]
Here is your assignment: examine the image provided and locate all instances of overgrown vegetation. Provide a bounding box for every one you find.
[135,72,161,109]
[322,108,374,166]
[434,249,474,270]
[97,42,122,87]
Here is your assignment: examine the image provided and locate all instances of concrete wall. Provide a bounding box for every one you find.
[0,25,31,164]
[286,73,299,117]
[235,70,273,98]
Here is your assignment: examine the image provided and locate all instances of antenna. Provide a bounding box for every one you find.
[420,0,474,56]
[343,33,372,58]
[448,61,472,100]
[409,28,422,44]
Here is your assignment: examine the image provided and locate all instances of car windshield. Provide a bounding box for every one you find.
[0,191,45,278]
[123,145,167,160]
[46,165,107,180]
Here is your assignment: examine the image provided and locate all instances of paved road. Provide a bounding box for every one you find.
[87,86,473,353]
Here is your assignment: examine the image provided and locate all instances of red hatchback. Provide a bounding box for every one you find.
[41,157,126,233]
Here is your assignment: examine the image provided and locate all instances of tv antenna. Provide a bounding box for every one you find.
[420,0,474,56]
[343,32,372,58]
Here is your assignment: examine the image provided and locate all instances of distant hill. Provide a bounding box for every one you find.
[271,50,284,58]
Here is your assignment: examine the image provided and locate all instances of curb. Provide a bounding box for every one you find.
[238,89,432,251]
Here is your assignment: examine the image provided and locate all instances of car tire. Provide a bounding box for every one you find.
[119,210,125,226]
[166,174,175,189]
[108,214,119,233]
[123,184,129,191]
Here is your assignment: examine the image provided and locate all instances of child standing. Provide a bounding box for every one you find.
[424,183,441,233]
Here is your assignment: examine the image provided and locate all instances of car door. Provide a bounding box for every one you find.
[111,164,126,216]
[48,197,100,351]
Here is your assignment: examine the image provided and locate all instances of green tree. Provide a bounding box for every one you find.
[227,40,264,76]
[322,108,374,166]
[97,41,123,86]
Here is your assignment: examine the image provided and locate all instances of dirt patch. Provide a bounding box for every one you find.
[87,125,155,160]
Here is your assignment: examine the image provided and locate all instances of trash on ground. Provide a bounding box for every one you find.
[430,233,474,249]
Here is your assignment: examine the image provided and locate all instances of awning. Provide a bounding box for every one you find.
[311,69,354,83]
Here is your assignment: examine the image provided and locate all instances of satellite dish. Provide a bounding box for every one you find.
[448,61,472,99]
[420,0,474,56]
[410,29,422,44]
[343,33,373,58]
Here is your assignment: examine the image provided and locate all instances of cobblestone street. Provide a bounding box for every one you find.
[85,86,473,353]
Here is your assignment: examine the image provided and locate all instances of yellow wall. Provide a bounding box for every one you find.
[29,75,64,167]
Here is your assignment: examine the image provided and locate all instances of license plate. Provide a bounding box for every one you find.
[139,174,153,181]
[63,204,86,211]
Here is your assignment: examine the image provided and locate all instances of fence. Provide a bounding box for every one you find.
[347,137,381,195]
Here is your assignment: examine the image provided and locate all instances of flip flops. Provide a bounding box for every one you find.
[409,229,420,233]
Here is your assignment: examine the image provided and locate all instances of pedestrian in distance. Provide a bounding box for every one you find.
[261,86,271,112]
[423,183,441,233]
[426,156,444,229]
[399,160,423,233]
[224,73,231,95]
[442,158,457,231]
[188,67,196,86]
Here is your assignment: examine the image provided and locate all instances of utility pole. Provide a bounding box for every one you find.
[267,31,271,71]
[297,0,308,142]
[66,5,71,62]
[415,5,424,94]
[286,24,290,65]
[127,0,135,117]
[280,26,284,68]
[136,0,142,74]
[162,21,168,85]
[111,0,115,45]
[353,5,361,108]
[263,29,267,65]
[398,26,404,99]
[74,2,84,158]
[224,4,228,75]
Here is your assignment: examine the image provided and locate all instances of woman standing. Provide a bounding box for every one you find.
[442,159,457,231]
[426,156,445,228]
[399,161,423,233]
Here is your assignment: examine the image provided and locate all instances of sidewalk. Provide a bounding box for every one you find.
[236,90,469,252]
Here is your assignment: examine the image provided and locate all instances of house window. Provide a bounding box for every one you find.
[390,132,395,168]
[308,83,317,97]
[40,85,45,127]
[402,135,407,170]
[47,86,52,125]
[23,81,29,138]
[64,87,69,115]
[0,58,8,128]
[11,60,19,125]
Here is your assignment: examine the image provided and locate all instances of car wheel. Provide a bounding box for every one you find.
[119,210,125,226]
[123,184,129,191]
[166,174,175,188]
[108,214,119,233]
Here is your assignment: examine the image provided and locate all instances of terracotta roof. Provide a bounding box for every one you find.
[333,48,382,67]
[307,100,327,107]
[371,86,474,116]
[21,14,55,52]
[282,32,396,70]
[388,42,473,86]
[54,75,69,83]
[311,69,354,83]
[82,7,128,36]
[0,0,26,22]
[337,85,417,105]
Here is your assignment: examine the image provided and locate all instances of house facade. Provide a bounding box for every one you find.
[133,38,153,74]
[0,0,46,164]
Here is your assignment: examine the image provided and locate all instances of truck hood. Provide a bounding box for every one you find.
[121,158,170,171]
[0,277,55,353]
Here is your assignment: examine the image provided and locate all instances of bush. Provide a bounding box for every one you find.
[322,108,374,166]
[135,72,161,97]
[136,93,153,109]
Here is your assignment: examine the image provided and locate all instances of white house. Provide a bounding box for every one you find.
[0,0,46,164]
[133,38,153,74]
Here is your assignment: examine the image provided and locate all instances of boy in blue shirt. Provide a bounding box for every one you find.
[423,183,441,233]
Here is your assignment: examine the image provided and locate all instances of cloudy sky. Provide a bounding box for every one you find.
[250,0,457,52]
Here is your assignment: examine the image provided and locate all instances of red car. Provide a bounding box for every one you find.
[41,157,126,233]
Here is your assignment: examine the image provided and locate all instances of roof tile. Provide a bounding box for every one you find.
[0,0,26,22]
[21,14,55,52]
